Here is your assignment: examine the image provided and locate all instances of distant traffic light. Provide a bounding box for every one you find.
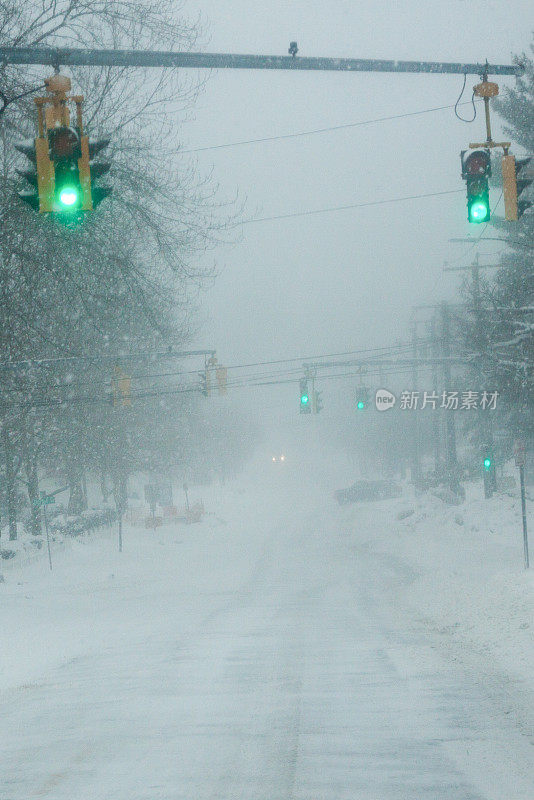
[299,378,311,414]
[313,389,323,414]
[461,149,491,223]
[112,367,131,408]
[482,448,496,498]
[199,369,211,397]
[216,366,228,395]
[503,154,532,221]
[356,386,369,411]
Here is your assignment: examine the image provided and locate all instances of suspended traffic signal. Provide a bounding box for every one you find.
[503,155,532,221]
[461,149,491,223]
[199,369,211,397]
[15,74,112,218]
[356,386,369,411]
[299,378,311,414]
[313,390,323,414]
[216,366,228,395]
[112,367,131,408]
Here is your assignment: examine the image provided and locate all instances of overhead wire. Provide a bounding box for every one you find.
[454,73,477,123]
[180,100,482,154]
[241,189,464,225]
[0,342,440,411]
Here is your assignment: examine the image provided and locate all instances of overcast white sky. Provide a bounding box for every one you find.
[177,1,532,420]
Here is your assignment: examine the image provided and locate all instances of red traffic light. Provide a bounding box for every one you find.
[49,127,81,160]
[462,149,491,178]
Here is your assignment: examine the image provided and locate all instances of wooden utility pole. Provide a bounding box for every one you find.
[440,302,459,492]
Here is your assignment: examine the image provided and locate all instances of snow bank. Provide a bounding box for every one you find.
[341,482,534,688]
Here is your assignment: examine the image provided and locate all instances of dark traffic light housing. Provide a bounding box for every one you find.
[299,378,311,414]
[461,149,491,223]
[49,126,83,211]
[356,386,370,411]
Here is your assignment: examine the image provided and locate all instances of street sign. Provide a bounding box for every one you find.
[38,492,55,506]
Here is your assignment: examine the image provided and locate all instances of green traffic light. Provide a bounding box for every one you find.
[357,400,365,410]
[468,199,489,223]
[300,394,309,405]
[483,457,492,470]
[58,187,79,207]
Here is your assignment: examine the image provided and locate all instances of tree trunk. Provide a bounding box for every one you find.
[67,477,86,515]
[2,423,17,540]
[26,455,41,536]
[23,420,41,536]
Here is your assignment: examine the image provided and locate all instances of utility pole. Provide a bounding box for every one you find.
[514,440,530,569]
[444,252,500,495]
[410,319,421,485]
[440,302,459,493]
[429,316,442,476]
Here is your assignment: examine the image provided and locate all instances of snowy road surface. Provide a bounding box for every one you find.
[1,480,533,799]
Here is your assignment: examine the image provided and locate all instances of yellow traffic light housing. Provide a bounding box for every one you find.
[502,154,532,221]
[112,367,132,408]
[503,154,519,221]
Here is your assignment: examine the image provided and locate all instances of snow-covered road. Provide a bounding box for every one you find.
[1,479,533,799]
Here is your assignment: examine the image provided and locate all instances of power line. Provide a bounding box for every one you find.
[180,100,482,154]
[241,189,464,225]
[0,341,420,388]
[0,342,429,406]
[0,360,440,412]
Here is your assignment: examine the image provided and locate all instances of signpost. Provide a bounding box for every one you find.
[37,486,68,571]
[514,440,529,569]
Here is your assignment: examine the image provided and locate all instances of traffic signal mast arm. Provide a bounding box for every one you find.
[0,46,521,75]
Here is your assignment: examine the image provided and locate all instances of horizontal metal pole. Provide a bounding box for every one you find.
[0,348,216,369]
[0,47,521,76]
[304,356,474,370]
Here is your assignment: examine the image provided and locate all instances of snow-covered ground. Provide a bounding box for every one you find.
[0,467,533,799]
[339,483,534,688]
